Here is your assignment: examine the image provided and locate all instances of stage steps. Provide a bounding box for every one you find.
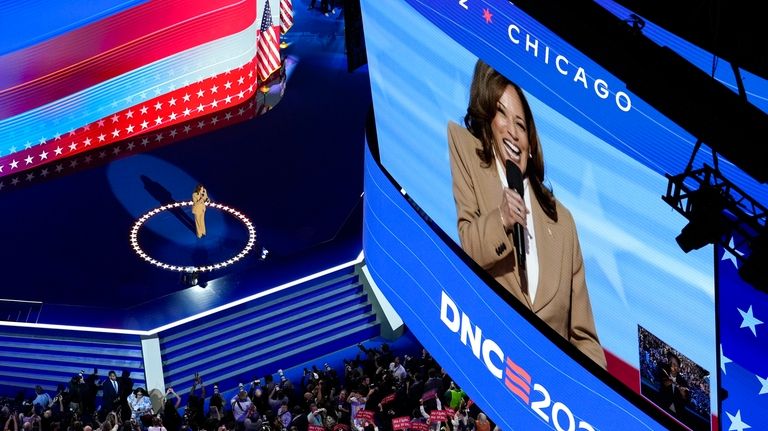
[0,327,145,396]
[160,267,380,395]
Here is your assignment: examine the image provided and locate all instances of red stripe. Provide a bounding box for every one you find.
[504,378,529,404]
[604,349,640,393]
[504,367,531,394]
[505,357,531,384]
[0,0,255,120]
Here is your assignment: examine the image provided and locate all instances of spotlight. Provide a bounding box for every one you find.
[739,232,768,290]
[675,186,729,253]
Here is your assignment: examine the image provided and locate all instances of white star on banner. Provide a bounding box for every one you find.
[24,155,33,165]
[54,147,63,156]
[721,344,732,374]
[757,375,768,396]
[722,236,744,268]
[738,305,763,336]
[726,410,751,431]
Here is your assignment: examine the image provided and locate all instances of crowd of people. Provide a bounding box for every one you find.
[2,342,496,431]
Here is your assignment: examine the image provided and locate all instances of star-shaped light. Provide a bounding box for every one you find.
[726,410,751,431]
[720,344,732,374]
[738,305,763,336]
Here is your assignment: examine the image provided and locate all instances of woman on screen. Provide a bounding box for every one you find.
[448,59,606,368]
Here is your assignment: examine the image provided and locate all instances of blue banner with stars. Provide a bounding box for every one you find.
[717,236,768,431]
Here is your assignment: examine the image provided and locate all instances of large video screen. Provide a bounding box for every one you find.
[356,0,768,429]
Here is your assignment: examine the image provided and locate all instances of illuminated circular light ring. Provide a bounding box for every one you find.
[130,201,256,273]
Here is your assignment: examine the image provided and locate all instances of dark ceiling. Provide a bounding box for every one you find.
[511,0,768,183]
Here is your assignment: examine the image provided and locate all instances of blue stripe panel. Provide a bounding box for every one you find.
[0,0,148,55]
[0,329,144,397]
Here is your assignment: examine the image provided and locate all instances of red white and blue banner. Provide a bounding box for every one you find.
[0,0,287,180]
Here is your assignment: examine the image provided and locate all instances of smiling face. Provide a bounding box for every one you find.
[492,85,530,176]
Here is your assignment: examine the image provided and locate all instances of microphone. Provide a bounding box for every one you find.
[505,160,526,270]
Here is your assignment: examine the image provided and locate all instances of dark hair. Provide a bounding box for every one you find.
[464,59,557,221]
[194,184,204,193]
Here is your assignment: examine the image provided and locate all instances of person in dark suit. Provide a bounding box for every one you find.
[118,370,134,421]
[448,59,605,368]
[101,370,121,419]
[657,352,690,419]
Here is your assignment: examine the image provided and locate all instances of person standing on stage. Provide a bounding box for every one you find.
[192,184,210,239]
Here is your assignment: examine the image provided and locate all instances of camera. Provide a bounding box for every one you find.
[277,369,285,377]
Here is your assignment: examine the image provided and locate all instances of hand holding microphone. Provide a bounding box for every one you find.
[502,160,528,269]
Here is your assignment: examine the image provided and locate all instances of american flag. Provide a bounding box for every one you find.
[717,233,768,431]
[280,0,294,35]
[257,0,281,82]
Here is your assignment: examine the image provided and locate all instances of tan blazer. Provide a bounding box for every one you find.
[448,121,606,368]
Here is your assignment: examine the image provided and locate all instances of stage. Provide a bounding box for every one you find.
[0,1,370,331]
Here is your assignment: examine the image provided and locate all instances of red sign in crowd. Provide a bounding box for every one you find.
[333,425,350,431]
[355,410,376,422]
[309,426,325,431]
[429,410,448,423]
[392,417,412,431]
[410,422,429,431]
[380,393,396,405]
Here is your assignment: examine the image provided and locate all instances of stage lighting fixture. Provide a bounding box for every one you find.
[739,232,768,291]
[664,164,768,290]
[674,186,729,253]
